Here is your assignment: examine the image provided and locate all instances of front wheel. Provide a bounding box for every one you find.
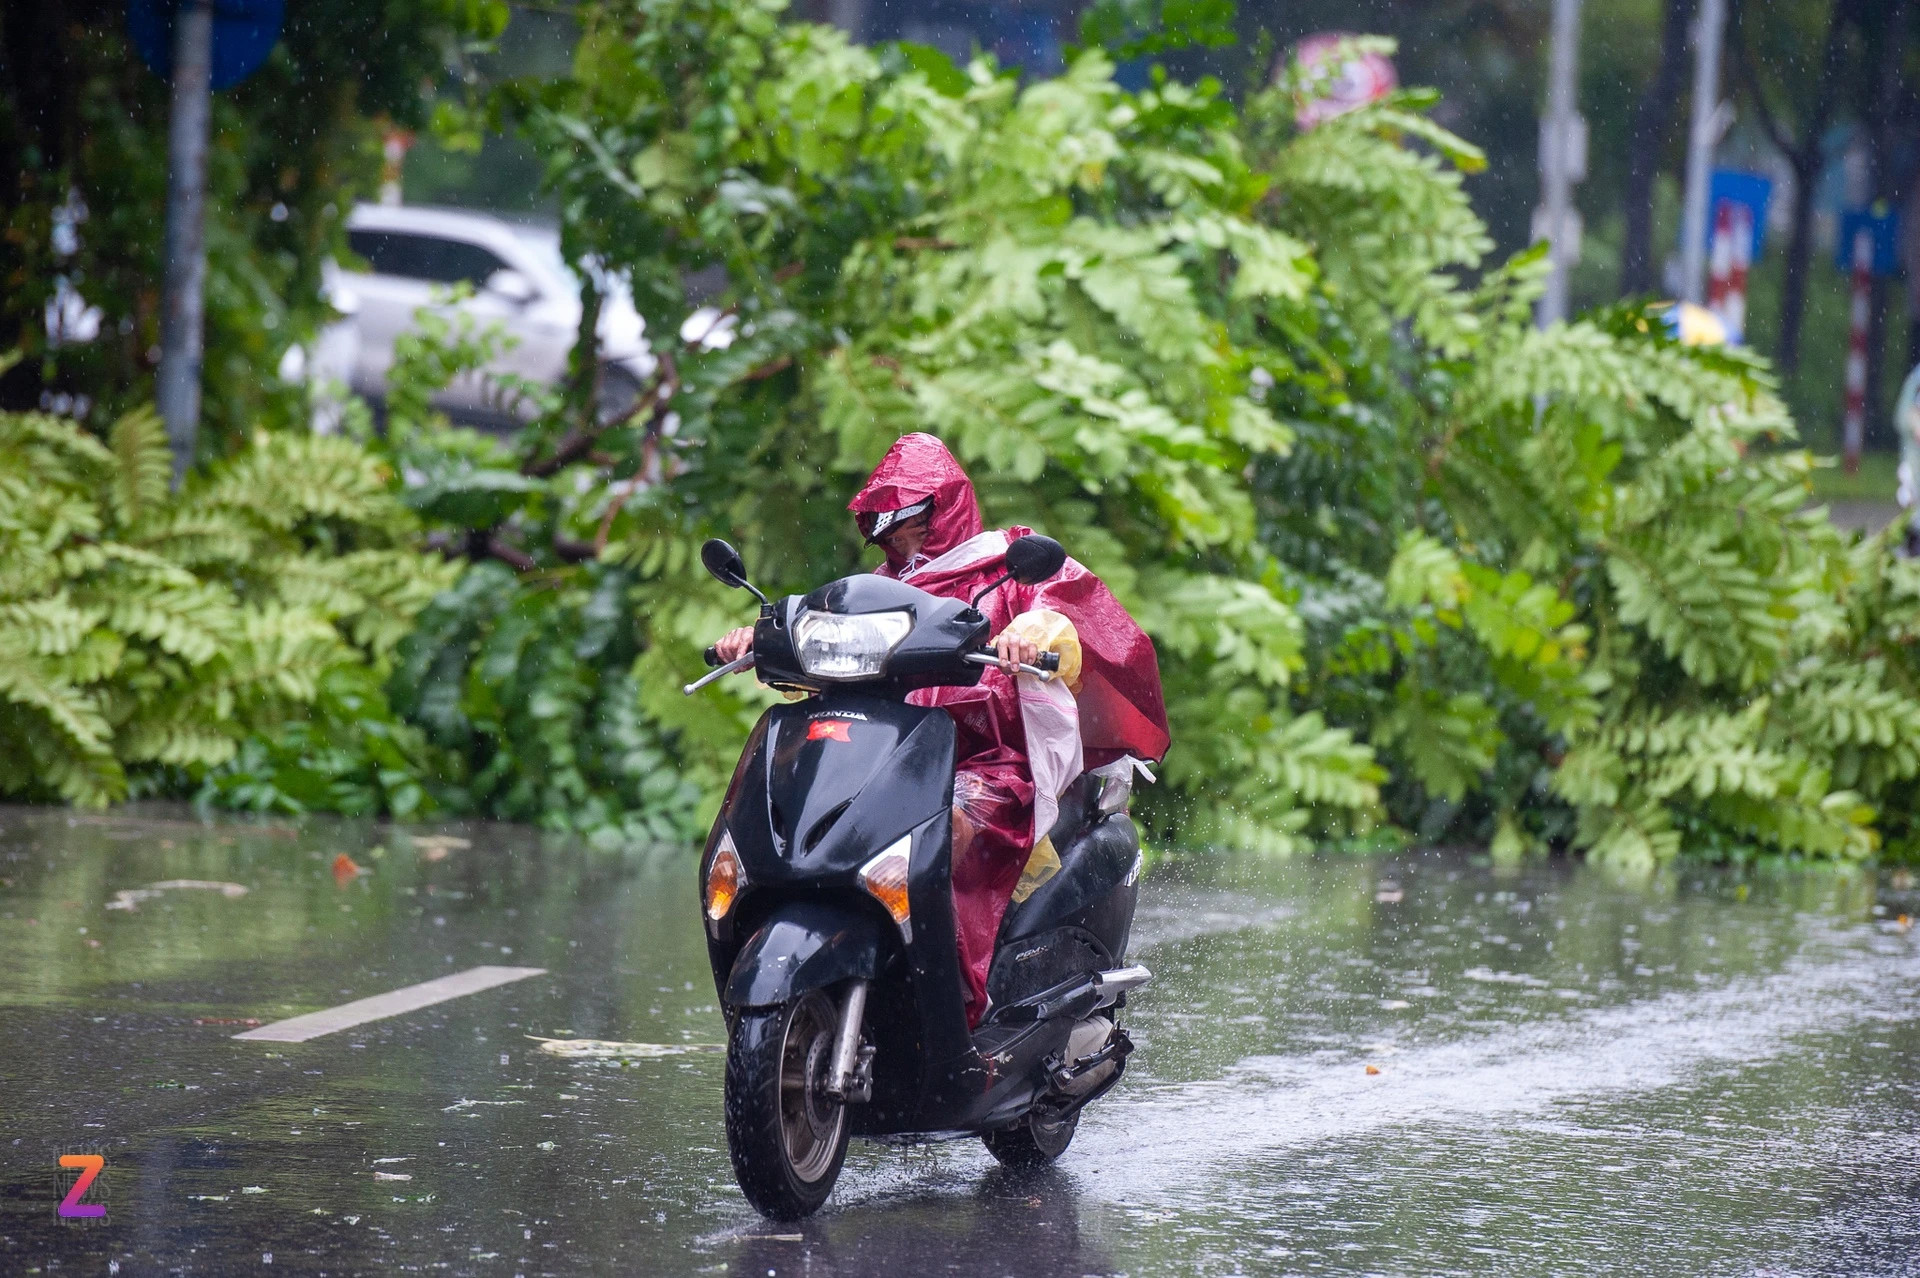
[724,990,850,1219]
[982,1108,1078,1168]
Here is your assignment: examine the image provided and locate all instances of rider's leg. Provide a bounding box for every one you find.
[949,769,1033,1028]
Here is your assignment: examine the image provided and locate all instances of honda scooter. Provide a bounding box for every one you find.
[685,534,1151,1219]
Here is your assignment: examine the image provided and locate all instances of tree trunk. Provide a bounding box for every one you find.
[1620,0,1697,296]
[1862,0,1913,451]
[1907,187,1920,372]
[1869,274,1897,451]
[1770,0,1850,377]
[1776,153,1822,376]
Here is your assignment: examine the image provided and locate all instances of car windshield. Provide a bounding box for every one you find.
[346,229,506,287]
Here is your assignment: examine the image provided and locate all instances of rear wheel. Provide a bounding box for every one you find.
[982,1108,1078,1168]
[724,990,849,1219]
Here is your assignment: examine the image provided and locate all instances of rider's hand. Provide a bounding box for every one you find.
[714,626,755,663]
[992,631,1040,675]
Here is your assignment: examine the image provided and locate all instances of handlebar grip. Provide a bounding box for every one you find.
[1036,652,1061,673]
[703,646,723,668]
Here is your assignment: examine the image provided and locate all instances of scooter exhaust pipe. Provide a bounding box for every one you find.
[1091,965,1151,1008]
[826,979,868,1101]
[1052,1016,1129,1097]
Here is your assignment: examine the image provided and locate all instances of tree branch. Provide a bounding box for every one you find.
[465,529,538,573]
[552,533,599,563]
[523,426,607,479]
[740,354,793,382]
[521,351,679,479]
[593,478,642,555]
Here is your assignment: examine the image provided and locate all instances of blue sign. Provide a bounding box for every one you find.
[127,0,285,92]
[1696,169,1774,256]
[1836,207,1901,276]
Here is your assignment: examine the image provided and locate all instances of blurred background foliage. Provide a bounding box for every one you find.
[5,0,1920,869]
[8,2,1915,456]
[0,0,508,447]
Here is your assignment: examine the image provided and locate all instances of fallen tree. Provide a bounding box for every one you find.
[11,2,1920,868]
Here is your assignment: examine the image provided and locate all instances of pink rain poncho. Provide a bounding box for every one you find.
[848,434,1169,1025]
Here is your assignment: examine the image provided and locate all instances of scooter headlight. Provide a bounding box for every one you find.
[705,831,745,923]
[858,835,913,939]
[792,609,913,681]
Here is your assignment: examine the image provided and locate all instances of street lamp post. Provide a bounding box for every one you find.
[1538,0,1585,328]
[1679,0,1730,305]
[157,0,213,487]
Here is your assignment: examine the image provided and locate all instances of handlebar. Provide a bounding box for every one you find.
[963,651,1057,682]
[686,645,1061,696]
[683,652,754,695]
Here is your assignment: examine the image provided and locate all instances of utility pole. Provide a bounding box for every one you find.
[158,0,213,487]
[1679,0,1729,304]
[1537,0,1585,327]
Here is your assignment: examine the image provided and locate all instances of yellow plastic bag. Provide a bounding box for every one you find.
[1011,835,1062,903]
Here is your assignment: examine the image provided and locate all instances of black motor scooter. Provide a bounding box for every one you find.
[686,534,1151,1219]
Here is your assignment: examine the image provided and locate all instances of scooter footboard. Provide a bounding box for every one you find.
[723,901,882,1009]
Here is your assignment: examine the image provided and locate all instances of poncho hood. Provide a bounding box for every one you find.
[848,433,1171,765]
[848,433,984,569]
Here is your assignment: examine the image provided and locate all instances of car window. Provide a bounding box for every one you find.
[346,230,508,287]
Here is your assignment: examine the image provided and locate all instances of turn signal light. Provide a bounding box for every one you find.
[705,833,745,922]
[859,836,913,935]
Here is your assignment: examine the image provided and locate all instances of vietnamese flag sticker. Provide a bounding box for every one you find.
[807,720,853,742]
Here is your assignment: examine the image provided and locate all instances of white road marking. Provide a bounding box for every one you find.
[232,966,546,1043]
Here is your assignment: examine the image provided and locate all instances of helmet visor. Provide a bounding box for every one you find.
[856,496,935,544]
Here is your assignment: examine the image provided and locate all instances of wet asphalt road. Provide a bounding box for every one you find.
[2,806,1918,1275]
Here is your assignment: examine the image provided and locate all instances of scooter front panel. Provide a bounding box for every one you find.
[704,693,976,1109]
[761,694,955,878]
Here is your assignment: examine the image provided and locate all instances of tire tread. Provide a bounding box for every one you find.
[724,1005,847,1219]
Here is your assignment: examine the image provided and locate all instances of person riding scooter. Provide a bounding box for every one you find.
[711,433,1168,1027]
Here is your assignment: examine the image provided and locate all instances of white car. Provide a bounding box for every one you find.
[339,204,656,429]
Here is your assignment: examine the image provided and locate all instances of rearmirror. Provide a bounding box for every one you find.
[1005,535,1066,585]
[485,268,538,306]
[701,538,749,589]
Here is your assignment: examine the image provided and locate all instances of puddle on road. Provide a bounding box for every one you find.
[0,805,1914,1275]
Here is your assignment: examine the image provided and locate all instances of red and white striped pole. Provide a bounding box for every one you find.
[1727,204,1750,344]
[1844,226,1874,473]
[1707,200,1733,317]
[1707,199,1752,345]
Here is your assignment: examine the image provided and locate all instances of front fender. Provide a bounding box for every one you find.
[723,901,882,1009]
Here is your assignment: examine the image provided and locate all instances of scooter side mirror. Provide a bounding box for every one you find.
[702,539,750,589]
[1005,535,1067,585]
[702,538,772,610]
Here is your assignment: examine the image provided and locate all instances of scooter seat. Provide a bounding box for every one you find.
[989,773,1142,1001]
